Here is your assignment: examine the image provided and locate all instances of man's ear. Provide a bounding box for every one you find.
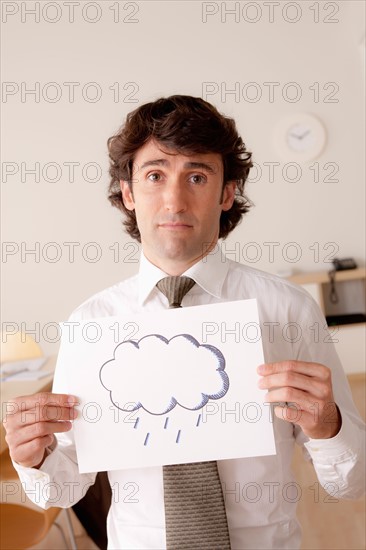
[221,180,236,211]
[120,180,135,211]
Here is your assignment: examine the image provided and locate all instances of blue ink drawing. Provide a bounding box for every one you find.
[99,333,230,417]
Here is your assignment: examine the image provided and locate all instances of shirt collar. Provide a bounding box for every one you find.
[138,244,230,306]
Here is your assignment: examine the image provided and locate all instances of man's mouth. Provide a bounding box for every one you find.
[159,222,193,229]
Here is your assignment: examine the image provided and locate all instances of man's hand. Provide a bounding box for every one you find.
[257,361,341,439]
[3,392,78,469]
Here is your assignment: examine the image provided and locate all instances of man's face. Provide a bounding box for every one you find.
[120,139,235,274]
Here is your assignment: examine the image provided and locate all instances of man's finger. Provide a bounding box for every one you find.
[5,392,79,414]
[6,405,78,427]
[6,421,73,448]
[258,372,331,399]
[257,360,330,380]
[264,387,332,414]
[273,404,308,424]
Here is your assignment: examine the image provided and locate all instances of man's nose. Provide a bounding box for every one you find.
[163,179,188,213]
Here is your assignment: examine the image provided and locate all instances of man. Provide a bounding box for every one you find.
[4,95,365,549]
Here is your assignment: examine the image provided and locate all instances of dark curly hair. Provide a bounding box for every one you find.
[107,95,253,241]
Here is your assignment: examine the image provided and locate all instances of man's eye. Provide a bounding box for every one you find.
[147,172,161,182]
[189,174,206,184]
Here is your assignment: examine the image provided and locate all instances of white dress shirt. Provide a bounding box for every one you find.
[14,247,365,549]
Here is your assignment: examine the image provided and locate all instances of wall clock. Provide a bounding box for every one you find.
[274,113,327,162]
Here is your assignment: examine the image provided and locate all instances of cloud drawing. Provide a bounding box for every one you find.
[99,334,229,415]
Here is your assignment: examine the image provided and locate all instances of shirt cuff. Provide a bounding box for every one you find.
[304,409,359,464]
[12,438,59,481]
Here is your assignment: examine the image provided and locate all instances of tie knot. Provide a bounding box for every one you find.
[156,276,195,308]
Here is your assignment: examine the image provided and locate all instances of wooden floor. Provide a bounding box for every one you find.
[293,373,365,550]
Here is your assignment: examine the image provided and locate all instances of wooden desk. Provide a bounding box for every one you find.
[0,356,57,454]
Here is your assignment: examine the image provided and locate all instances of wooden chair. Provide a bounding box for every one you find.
[0,503,78,549]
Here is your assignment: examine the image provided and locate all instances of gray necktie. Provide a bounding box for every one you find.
[156,276,231,550]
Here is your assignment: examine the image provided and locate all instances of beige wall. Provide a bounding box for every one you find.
[1,1,365,357]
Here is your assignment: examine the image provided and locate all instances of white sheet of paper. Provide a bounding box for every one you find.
[54,299,276,473]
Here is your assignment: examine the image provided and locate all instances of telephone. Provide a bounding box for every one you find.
[329,257,357,304]
[332,257,357,271]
